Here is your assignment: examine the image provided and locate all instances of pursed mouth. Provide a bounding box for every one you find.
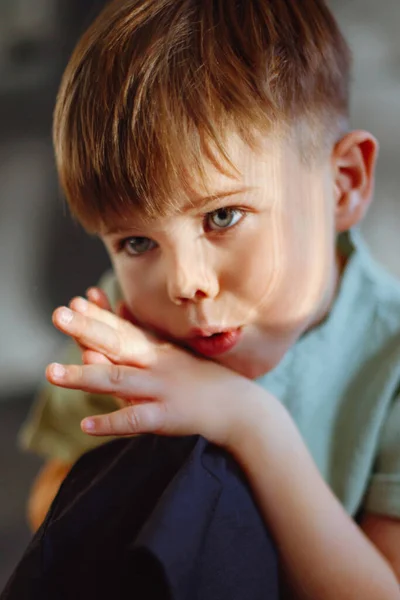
[187,326,242,339]
[182,327,243,357]
[142,322,243,355]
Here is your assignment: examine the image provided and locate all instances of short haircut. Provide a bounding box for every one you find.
[53,0,351,232]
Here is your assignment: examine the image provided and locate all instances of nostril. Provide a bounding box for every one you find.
[194,290,207,300]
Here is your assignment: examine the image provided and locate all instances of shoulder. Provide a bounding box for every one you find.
[348,232,400,335]
[321,231,400,386]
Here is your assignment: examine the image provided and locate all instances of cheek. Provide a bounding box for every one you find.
[221,223,280,312]
[229,203,335,328]
[268,200,335,325]
[112,261,160,316]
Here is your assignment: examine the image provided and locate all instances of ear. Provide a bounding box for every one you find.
[332,130,379,232]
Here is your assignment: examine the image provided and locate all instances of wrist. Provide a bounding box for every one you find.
[223,380,293,460]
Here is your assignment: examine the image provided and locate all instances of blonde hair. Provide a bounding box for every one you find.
[53,0,351,232]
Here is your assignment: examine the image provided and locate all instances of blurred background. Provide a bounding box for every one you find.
[0,0,399,589]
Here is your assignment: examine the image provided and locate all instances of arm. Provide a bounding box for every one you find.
[359,391,400,582]
[47,297,400,599]
[361,514,400,582]
[228,396,400,599]
[27,459,72,532]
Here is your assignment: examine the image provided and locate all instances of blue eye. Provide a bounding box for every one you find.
[121,237,157,256]
[206,208,244,231]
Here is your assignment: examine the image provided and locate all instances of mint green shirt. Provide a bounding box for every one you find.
[20,231,400,518]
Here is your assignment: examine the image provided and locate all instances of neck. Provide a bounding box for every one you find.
[309,247,347,331]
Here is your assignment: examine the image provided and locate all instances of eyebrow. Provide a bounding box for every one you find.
[103,223,142,236]
[183,185,257,211]
[104,186,256,235]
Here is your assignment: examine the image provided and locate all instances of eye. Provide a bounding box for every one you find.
[206,208,244,231]
[119,236,157,256]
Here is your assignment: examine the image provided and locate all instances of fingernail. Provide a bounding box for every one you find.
[58,307,73,324]
[51,363,66,379]
[86,288,98,299]
[74,297,88,313]
[82,418,95,432]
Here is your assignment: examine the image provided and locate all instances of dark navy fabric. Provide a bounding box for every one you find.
[2,436,279,599]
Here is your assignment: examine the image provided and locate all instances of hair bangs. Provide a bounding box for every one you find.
[53,0,351,232]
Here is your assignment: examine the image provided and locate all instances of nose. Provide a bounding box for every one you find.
[166,252,219,305]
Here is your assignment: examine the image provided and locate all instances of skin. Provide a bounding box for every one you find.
[27,459,71,532]
[101,133,340,378]
[37,129,400,596]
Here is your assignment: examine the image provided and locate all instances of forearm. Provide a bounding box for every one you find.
[229,396,400,599]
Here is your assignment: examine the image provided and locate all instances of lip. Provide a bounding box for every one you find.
[184,327,242,357]
[188,326,235,338]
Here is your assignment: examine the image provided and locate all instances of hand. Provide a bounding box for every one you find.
[68,287,128,408]
[46,298,273,449]
[72,287,117,367]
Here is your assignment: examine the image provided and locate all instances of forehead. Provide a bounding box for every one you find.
[191,132,301,195]
[195,132,326,215]
[101,132,318,235]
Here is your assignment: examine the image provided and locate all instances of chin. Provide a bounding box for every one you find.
[217,351,283,380]
[221,326,297,379]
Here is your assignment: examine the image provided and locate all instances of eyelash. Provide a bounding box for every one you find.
[114,206,247,256]
[204,207,246,232]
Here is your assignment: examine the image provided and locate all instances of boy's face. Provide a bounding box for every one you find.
[101,134,339,379]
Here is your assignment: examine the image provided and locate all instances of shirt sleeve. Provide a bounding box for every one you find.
[363,391,400,518]
[18,270,122,464]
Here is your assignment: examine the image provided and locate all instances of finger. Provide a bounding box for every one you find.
[82,350,113,366]
[114,396,129,409]
[69,297,118,330]
[76,341,87,354]
[52,307,156,366]
[86,287,112,312]
[70,297,154,344]
[53,307,121,358]
[75,340,103,366]
[81,403,167,436]
[70,297,157,351]
[46,362,160,398]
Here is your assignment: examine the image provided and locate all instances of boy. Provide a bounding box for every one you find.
[18,0,400,595]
